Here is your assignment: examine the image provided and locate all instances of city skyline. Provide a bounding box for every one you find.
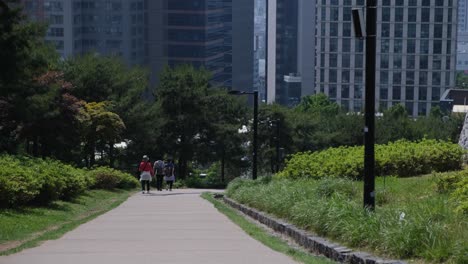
[20,0,463,116]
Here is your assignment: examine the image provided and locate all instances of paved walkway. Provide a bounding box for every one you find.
[0,189,296,264]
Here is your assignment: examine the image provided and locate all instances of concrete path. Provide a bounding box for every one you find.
[0,189,297,264]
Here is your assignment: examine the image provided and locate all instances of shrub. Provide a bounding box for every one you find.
[0,156,95,206]
[0,156,41,207]
[89,166,138,190]
[278,139,464,180]
[435,170,468,214]
[0,155,136,208]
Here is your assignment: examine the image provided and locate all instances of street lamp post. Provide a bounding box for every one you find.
[353,0,377,210]
[268,119,281,173]
[228,90,259,180]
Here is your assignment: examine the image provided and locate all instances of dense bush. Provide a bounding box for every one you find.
[0,156,94,207]
[278,139,464,180]
[436,170,468,214]
[88,166,138,190]
[226,177,467,263]
[0,155,137,208]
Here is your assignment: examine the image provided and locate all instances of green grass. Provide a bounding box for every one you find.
[0,189,135,255]
[226,175,468,264]
[201,192,335,264]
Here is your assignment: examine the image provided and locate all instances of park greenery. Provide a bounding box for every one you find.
[278,139,464,179]
[0,155,138,208]
[1,2,466,182]
[226,175,468,263]
[202,193,334,264]
[1,1,467,262]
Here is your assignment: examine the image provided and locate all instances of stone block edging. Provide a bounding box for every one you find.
[222,196,406,264]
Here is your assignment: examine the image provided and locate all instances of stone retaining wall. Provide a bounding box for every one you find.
[222,196,406,264]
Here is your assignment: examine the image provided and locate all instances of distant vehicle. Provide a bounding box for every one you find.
[199,173,207,178]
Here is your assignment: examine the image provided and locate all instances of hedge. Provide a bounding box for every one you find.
[0,155,138,208]
[277,139,464,180]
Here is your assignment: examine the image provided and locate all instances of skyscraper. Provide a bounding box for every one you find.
[266,0,316,106]
[315,0,457,116]
[147,0,254,91]
[457,0,468,71]
[21,0,146,65]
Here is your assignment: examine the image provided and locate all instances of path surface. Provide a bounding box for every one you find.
[0,189,296,264]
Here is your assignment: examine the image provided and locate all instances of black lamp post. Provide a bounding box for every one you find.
[353,0,377,211]
[268,119,281,173]
[228,90,258,180]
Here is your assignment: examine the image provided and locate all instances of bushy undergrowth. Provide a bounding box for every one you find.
[436,170,468,214]
[278,139,464,180]
[88,166,138,190]
[0,155,138,208]
[226,177,467,263]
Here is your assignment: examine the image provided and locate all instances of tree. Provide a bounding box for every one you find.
[79,102,125,167]
[376,104,414,143]
[199,89,249,181]
[295,93,340,116]
[61,54,149,167]
[19,71,85,161]
[153,65,212,179]
[257,104,294,173]
[456,71,468,89]
[0,1,58,153]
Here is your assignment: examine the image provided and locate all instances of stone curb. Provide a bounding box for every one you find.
[221,196,406,264]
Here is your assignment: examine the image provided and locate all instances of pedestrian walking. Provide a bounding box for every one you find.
[139,155,154,194]
[153,158,165,191]
[164,159,175,191]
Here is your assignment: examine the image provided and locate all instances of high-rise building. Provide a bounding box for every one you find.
[21,0,146,65]
[147,0,254,91]
[255,0,267,100]
[457,0,468,71]
[266,0,316,106]
[316,0,457,116]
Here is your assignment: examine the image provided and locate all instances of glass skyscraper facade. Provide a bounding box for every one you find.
[164,0,229,85]
[316,0,457,116]
[266,0,316,106]
[21,0,146,65]
[148,0,254,89]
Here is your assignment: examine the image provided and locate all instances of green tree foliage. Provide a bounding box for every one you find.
[0,1,59,152]
[292,94,363,151]
[199,89,249,181]
[20,71,85,161]
[456,71,468,89]
[152,65,249,179]
[61,55,149,167]
[376,104,463,144]
[79,102,125,167]
[257,104,294,174]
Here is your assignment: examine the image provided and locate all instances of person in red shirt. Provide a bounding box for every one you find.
[138,155,154,194]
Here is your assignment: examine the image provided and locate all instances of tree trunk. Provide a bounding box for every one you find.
[221,148,225,182]
[33,136,39,157]
[89,139,96,168]
[177,156,187,180]
[109,142,115,168]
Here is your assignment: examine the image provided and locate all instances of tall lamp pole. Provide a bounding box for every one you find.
[228,90,259,180]
[353,0,377,211]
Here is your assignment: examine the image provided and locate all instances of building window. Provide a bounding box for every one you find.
[406,86,414,100]
[47,27,64,37]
